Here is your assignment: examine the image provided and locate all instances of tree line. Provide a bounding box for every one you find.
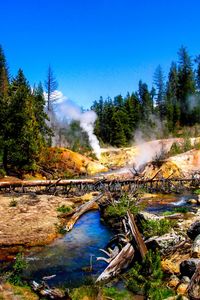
[92,46,200,146]
[0,45,200,175]
[0,45,52,174]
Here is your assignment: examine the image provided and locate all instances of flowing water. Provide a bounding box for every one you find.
[23,192,197,288]
[24,211,113,288]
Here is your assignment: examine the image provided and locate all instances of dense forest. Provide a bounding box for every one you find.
[0,45,200,174]
[92,46,200,146]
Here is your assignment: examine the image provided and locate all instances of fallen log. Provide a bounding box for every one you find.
[31,280,70,299]
[187,262,200,300]
[65,193,104,231]
[127,210,147,259]
[96,242,134,282]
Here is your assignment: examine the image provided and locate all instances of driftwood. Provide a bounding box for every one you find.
[65,193,104,231]
[127,210,148,259]
[96,242,134,282]
[31,280,70,299]
[187,262,200,300]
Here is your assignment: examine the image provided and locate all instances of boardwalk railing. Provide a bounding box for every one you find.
[0,177,199,194]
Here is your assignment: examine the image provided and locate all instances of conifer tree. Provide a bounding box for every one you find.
[177,46,196,125]
[153,65,166,119]
[0,45,10,171]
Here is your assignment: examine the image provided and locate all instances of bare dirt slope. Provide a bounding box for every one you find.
[0,193,93,258]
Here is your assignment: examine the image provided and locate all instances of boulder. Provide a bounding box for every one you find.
[180,258,200,278]
[192,234,200,258]
[145,232,185,255]
[187,221,200,240]
[187,198,197,204]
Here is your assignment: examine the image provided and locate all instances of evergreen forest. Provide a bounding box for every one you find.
[0,45,200,174]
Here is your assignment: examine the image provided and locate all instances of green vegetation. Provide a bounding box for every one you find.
[102,287,132,300]
[126,250,175,299]
[8,253,27,286]
[70,285,98,300]
[1,43,200,173]
[105,193,141,218]
[9,198,18,207]
[92,46,200,147]
[55,222,67,235]
[194,189,200,195]
[141,218,176,238]
[162,207,189,215]
[57,204,72,214]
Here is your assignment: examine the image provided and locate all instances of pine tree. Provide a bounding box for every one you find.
[138,80,153,122]
[195,55,200,91]
[177,46,196,125]
[45,65,58,112]
[153,65,166,119]
[166,62,180,130]
[6,70,49,172]
[0,45,10,171]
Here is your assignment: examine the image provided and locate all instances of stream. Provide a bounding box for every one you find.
[23,192,197,289]
[24,211,113,288]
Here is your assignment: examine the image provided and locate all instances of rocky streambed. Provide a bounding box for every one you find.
[0,190,200,299]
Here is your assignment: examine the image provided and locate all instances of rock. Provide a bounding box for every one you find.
[137,211,162,222]
[192,234,200,258]
[145,232,185,255]
[176,282,189,295]
[187,198,197,204]
[167,275,180,288]
[187,221,200,240]
[162,259,180,274]
[180,258,200,278]
[181,276,190,284]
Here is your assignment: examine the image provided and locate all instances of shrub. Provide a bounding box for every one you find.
[126,250,175,299]
[57,204,72,214]
[9,253,27,286]
[9,198,18,207]
[106,193,141,218]
[141,218,176,238]
[194,189,200,195]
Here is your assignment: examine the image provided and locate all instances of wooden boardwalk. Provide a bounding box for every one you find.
[0,177,199,195]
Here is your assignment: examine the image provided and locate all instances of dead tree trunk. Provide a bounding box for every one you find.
[96,242,134,282]
[127,210,147,259]
[65,193,104,231]
[187,262,200,300]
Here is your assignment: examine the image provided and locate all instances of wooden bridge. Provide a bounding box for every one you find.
[0,177,199,195]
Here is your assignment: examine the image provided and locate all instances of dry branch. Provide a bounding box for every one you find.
[127,210,147,259]
[65,193,104,231]
[187,262,200,300]
[96,242,134,282]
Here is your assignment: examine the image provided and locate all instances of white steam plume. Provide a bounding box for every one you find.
[59,99,101,159]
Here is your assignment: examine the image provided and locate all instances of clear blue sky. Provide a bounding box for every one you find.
[1,0,200,108]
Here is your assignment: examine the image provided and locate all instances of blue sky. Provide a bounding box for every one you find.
[1,0,200,108]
